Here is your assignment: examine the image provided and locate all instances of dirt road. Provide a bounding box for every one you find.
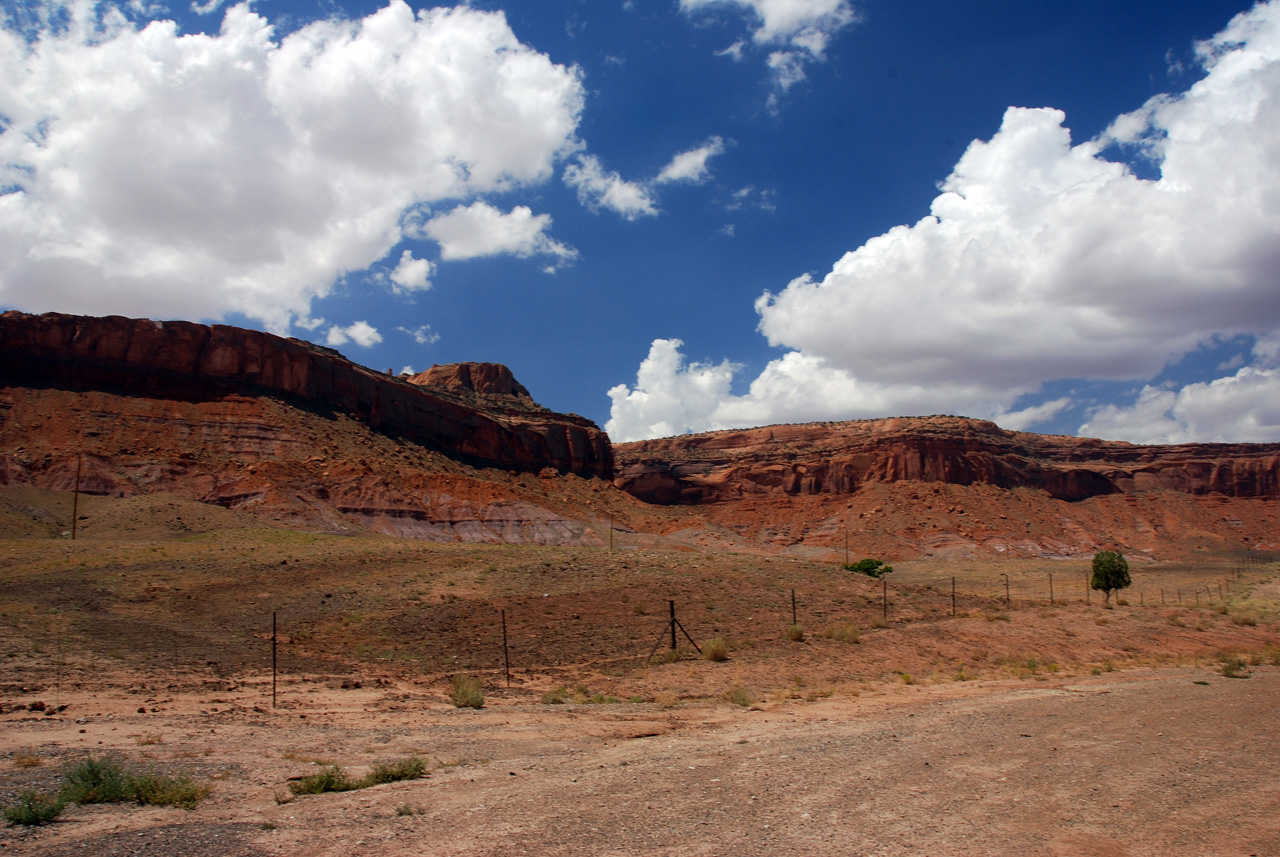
[2,666,1276,856]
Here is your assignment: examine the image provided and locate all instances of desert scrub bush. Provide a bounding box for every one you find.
[364,757,427,786]
[448,675,484,709]
[585,693,618,704]
[822,623,860,644]
[288,766,357,795]
[1231,612,1259,627]
[12,750,43,768]
[60,756,133,804]
[60,756,212,809]
[722,685,753,708]
[130,773,212,809]
[983,611,1011,623]
[3,792,65,826]
[540,687,569,704]
[703,637,730,661]
[785,623,805,642]
[1219,655,1250,678]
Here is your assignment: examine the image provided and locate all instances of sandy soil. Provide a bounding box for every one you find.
[1,665,1277,856]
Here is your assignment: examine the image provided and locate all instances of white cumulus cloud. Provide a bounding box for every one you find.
[680,0,855,53]
[609,2,1280,443]
[655,137,726,184]
[388,250,434,292]
[397,324,440,346]
[421,201,577,263]
[563,154,659,220]
[1080,368,1280,444]
[326,320,382,348]
[681,0,857,94]
[0,0,584,332]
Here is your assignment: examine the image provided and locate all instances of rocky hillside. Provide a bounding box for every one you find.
[0,311,625,544]
[613,418,1280,559]
[3,311,1278,559]
[614,417,1280,504]
[1,311,611,478]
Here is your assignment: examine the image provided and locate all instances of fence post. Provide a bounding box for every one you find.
[272,611,277,709]
[501,609,511,687]
[670,600,677,652]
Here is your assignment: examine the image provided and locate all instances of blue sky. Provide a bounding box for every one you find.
[3,0,1279,443]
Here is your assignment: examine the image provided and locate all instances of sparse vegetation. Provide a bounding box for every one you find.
[785,623,805,642]
[448,674,484,709]
[365,756,427,785]
[129,773,212,809]
[61,756,134,804]
[723,685,753,707]
[822,623,860,644]
[844,558,894,578]
[51,756,213,810]
[12,750,44,768]
[703,636,730,661]
[541,687,569,704]
[3,792,65,826]
[288,766,356,795]
[1220,655,1250,678]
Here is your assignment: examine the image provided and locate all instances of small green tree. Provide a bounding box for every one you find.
[844,558,893,578]
[1090,550,1131,606]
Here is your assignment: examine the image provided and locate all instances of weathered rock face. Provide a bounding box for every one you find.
[0,311,612,479]
[614,417,1280,504]
[407,363,532,400]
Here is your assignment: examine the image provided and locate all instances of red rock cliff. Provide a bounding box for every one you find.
[614,416,1280,504]
[0,311,612,479]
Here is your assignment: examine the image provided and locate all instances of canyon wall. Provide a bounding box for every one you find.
[614,417,1280,504]
[0,311,612,479]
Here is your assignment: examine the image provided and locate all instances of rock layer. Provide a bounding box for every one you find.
[0,311,612,479]
[614,417,1280,504]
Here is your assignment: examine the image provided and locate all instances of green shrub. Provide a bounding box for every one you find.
[61,756,133,804]
[448,675,484,709]
[540,687,569,704]
[59,756,211,809]
[703,637,730,661]
[364,757,427,786]
[3,792,65,826]
[785,623,805,642]
[844,558,893,578]
[288,766,356,795]
[130,774,212,809]
[723,685,753,707]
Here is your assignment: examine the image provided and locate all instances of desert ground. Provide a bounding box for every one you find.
[2,489,1279,855]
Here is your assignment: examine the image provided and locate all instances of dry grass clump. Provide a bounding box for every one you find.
[722,685,753,708]
[448,675,484,709]
[785,623,805,642]
[822,623,860,644]
[12,751,43,769]
[703,637,730,661]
